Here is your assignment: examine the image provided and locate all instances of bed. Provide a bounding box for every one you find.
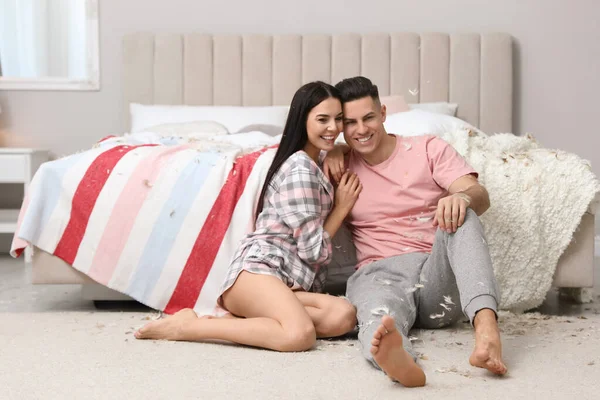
[21,32,597,309]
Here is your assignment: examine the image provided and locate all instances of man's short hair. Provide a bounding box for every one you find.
[335,76,380,104]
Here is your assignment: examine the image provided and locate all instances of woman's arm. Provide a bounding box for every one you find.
[323,171,361,238]
[273,166,361,266]
[272,165,334,265]
[323,144,351,183]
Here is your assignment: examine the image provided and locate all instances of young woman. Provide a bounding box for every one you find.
[135,81,362,352]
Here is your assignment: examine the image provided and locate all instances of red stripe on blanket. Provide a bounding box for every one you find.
[164,147,272,314]
[54,145,155,265]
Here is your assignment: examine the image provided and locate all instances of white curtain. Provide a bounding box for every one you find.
[66,0,87,78]
[0,0,49,77]
[0,0,87,78]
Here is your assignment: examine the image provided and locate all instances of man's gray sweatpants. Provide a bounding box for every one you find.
[346,209,499,365]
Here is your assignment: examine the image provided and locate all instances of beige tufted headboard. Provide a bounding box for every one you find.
[122,33,512,133]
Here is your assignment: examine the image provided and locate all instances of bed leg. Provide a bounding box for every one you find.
[558,288,594,304]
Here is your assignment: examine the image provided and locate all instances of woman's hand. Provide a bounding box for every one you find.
[323,146,346,183]
[334,172,362,213]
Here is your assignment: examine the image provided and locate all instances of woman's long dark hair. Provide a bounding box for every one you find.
[255,81,341,220]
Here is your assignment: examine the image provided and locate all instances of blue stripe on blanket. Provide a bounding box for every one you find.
[127,151,222,301]
[20,152,89,244]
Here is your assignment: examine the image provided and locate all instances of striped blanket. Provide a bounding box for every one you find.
[11,133,278,316]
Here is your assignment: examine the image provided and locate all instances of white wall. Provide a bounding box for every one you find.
[1,0,599,253]
[0,0,599,162]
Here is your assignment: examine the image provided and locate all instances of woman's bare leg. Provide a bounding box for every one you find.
[197,292,356,338]
[293,292,357,338]
[135,272,316,352]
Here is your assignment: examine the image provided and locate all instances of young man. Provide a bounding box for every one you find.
[324,76,507,387]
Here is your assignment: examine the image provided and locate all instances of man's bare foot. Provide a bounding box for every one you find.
[371,315,426,387]
[469,309,508,375]
[135,308,198,340]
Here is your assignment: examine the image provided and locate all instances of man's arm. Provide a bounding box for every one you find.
[435,174,490,233]
[447,174,490,215]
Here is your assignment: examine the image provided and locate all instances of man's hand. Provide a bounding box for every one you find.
[448,175,490,219]
[433,192,472,233]
[323,145,347,183]
[439,174,490,232]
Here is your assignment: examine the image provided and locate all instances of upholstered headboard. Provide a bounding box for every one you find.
[122,33,512,133]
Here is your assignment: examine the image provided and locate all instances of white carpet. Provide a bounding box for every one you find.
[2,310,599,400]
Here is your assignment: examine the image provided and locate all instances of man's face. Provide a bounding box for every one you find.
[342,96,387,156]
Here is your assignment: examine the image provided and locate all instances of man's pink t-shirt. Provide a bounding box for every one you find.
[346,134,477,269]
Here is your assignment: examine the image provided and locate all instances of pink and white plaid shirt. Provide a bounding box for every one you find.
[221,150,334,293]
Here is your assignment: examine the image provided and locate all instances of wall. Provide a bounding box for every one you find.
[0,0,599,249]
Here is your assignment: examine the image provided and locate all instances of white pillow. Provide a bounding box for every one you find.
[335,134,347,145]
[409,102,458,116]
[236,124,284,137]
[383,109,474,137]
[210,132,280,148]
[142,120,229,136]
[130,103,289,134]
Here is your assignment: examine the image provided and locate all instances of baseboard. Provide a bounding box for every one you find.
[81,284,133,301]
[0,233,12,255]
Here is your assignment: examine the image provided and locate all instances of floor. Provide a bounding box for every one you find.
[2,255,600,400]
[2,254,598,316]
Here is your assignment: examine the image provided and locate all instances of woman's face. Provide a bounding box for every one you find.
[305,97,343,152]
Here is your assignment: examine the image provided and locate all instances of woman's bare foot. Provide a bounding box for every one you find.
[135,308,198,340]
[371,315,426,387]
[469,309,508,375]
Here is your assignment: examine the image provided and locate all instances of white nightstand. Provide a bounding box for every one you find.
[0,148,49,256]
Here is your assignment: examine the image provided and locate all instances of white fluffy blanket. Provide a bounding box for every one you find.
[441,129,600,311]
